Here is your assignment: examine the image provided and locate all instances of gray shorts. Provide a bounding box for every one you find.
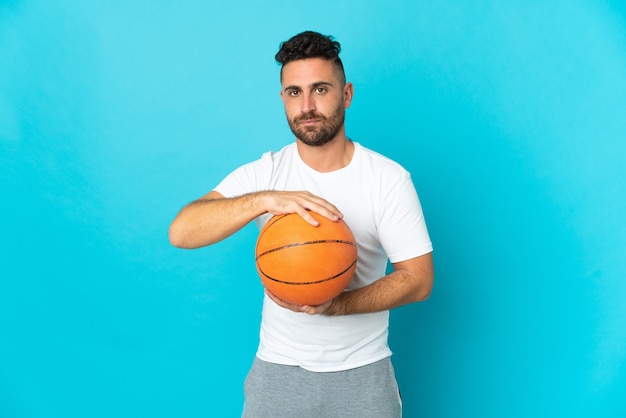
[242,357,402,418]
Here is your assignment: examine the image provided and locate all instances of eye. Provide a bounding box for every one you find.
[287,89,300,97]
[315,87,327,94]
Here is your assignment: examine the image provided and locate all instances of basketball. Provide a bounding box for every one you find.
[255,212,358,306]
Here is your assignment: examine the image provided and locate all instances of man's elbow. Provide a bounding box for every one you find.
[417,283,433,302]
[168,222,193,249]
[413,271,434,302]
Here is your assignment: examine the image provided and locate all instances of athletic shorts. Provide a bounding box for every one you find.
[241,357,402,418]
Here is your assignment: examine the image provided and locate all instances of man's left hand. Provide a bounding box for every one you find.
[265,290,333,315]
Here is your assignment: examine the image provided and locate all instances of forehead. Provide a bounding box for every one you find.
[280,58,341,87]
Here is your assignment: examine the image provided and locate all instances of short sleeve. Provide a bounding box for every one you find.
[213,153,273,198]
[377,172,433,263]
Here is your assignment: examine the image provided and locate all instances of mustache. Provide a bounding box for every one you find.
[294,111,327,123]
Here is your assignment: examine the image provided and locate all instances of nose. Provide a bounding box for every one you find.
[301,92,316,114]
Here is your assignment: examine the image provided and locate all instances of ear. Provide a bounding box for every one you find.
[279,88,288,105]
[343,82,354,109]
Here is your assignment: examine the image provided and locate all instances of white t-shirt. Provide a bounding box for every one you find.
[215,142,432,372]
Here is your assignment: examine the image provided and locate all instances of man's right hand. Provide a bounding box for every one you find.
[261,190,343,226]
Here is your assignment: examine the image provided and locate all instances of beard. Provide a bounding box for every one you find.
[287,103,345,147]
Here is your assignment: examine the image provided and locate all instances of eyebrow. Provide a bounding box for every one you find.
[283,81,334,92]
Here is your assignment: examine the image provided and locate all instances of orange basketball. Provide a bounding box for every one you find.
[255,212,358,306]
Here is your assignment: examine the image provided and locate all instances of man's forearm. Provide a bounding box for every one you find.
[323,253,434,316]
[169,192,266,249]
[169,189,345,249]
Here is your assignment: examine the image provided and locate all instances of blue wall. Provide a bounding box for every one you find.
[1,1,625,417]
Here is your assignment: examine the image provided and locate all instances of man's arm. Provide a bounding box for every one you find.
[266,252,434,315]
[168,190,344,249]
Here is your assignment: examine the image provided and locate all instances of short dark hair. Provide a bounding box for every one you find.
[275,31,345,83]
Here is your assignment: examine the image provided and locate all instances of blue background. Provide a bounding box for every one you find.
[1,1,625,417]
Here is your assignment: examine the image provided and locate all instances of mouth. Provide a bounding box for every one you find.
[297,119,321,125]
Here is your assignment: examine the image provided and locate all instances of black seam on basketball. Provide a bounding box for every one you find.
[256,214,288,242]
[258,259,357,285]
[264,214,290,231]
[255,239,356,260]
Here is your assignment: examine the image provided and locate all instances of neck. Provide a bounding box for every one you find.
[296,131,354,173]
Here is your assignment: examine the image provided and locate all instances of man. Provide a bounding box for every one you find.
[169,31,434,418]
